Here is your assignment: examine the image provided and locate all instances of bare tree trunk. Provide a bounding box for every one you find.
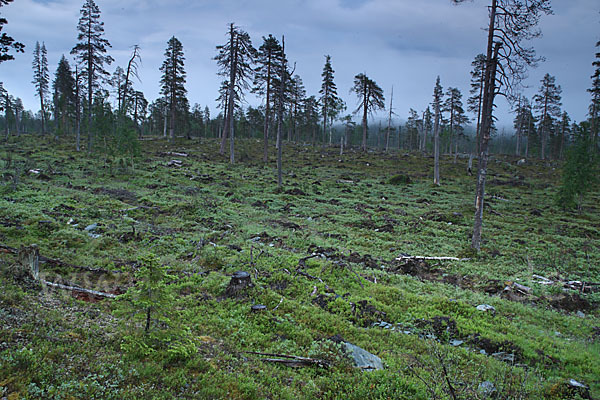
[229,35,239,165]
[263,53,272,162]
[386,88,392,153]
[361,82,368,152]
[472,1,499,251]
[277,36,285,188]
[433,104,440,185]
[75,66,81,151]
[540,98,548,160]
[163,106,168,138]
[475,70,484,156]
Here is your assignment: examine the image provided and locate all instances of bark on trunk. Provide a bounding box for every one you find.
[433,103,440,185]
[472,1,499,251]
[277,37,285,187]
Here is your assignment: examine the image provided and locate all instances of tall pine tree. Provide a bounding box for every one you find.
[533,73,562,160]
[253,35,283,162]
[159,36,187,142]
[32,41,49,135]
[70,0,114,152]
[351,73,385,152]
[214,23,256,163]
[589,38,600,147]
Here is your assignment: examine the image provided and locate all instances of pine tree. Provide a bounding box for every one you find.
[203,106,210,137]
[443,87,469,160]
[0,0,24,63]
[159,36,187,142]
[453,0,552,250]
[52,55,75,137]
[214,23,256,163]
[351,73,385,152]
[467,54,486,154]
[276,36,287,187]
[70,0,114,152]
[422,106,433,152]
[588,39,600,146]
[533,73,562,160]
[253,35,283,161]
[512,95,528,156]
[13,97,22,135]
[303,95,320,145]
[32,41,49,135]
[432,76,443,185]
[109,66,127,113]
[319,55,339,145]
[289,74,306,142]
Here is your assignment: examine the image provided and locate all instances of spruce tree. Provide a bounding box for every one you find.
[557,123,598,211]
[319,55,339,145]
[52,55,75,137]
[32,41,49,135]
[533,73,562,160]
[159,36,187,142]
[70,0,114,152]
[351,73,385,152]
[253,35,283,162]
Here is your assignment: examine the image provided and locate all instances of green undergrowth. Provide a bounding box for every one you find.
[0,136,599,399]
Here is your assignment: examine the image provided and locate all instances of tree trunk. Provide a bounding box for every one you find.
[472,0,498,251]
[263,51,272,162]
[277,37,285,187]
[229,34,239,164]
[75,66,81,151]
[475,70,484,156]
[540,97,548,160]
[433,104,440,185]
[362,82,368,152]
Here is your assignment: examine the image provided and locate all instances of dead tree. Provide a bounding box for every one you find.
[454,0,552,250]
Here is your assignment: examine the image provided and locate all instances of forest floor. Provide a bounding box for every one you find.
[0,136,599,399]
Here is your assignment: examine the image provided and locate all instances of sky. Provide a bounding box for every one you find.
[1,0,598,130]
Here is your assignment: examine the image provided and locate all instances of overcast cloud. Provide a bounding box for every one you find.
[1,0,598,129]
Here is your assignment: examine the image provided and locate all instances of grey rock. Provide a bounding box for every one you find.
[569,379,588,389]
[342,342,384,371]
[476,304,496,313]
[450,339,464,347]
[87,233,101,239]
[576,311,585,318]
[84,223,98,232]
[478,381,496,397]
[517,159,526,166]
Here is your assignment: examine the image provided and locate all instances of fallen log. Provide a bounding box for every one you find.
[42,280,117,299]
[396,256,471,262]
[245,351,329,368]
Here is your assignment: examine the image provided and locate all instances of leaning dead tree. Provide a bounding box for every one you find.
[454,0,552,250]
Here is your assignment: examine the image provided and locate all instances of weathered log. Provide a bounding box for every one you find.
[245,351,330,368]
[42,280,116,299]
[396,256,471,262]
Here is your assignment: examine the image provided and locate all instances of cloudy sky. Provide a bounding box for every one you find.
[1,0,598,129]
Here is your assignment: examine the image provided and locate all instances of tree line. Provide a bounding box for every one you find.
[1,0,599,249]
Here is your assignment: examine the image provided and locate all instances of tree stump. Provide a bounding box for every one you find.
[225,271,253,298]
[17,244,40,280]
